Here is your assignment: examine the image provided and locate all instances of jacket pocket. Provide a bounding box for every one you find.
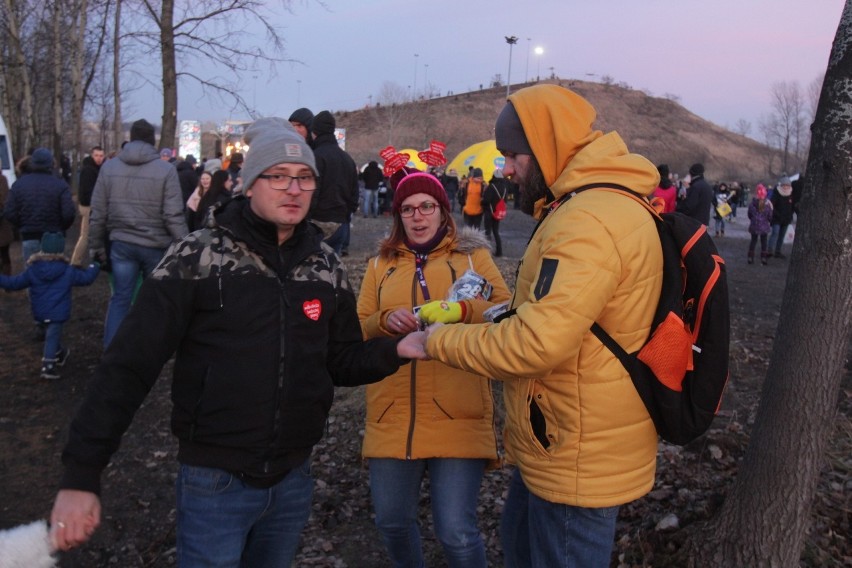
[526,383,558,455]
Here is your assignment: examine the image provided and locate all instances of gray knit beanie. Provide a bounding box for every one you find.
[241,117,317,193]
[495,102,533,155]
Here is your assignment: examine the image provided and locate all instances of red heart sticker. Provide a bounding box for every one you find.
[303,299,322,321]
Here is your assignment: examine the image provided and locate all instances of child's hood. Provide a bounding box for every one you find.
[28,255,69,282]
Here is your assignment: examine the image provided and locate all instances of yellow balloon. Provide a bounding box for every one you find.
[398,149,427,171]
[446,140,505,180]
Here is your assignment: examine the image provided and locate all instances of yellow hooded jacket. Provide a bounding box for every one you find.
[358,228,511,461]
[426,85,663,507]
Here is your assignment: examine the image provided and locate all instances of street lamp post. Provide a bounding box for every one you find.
[525,37,531,83]
[505,35,518,98]
[534,46,544,81]
[413,54,419,100]
[424,64,429,97]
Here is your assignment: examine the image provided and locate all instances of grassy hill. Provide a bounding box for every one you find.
[332,78,777,184]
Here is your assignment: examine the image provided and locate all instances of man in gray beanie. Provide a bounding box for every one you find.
[51,117,418,565]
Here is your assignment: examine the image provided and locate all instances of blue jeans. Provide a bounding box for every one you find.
[768,223,789,255]
[324,222,348,255]
[363,189,379,217]
[501,468,620,568]
[370,457,488,568]
[176,462,313,568]
[43,321,63,361]
[22,239,41,264]
[104,240,166,348]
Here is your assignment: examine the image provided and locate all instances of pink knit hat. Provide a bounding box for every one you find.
[390,167,451,213]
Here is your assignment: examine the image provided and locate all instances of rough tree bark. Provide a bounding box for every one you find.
[158,0,176,150]
[50,0,63,159]
[112,0,122,149]
[3,0,36,154]
[688,2,852,565]
[69,0,87,190]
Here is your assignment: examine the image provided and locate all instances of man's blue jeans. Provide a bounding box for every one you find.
[22,239,41,264]
[369,457,488,568]
[362,189,379,217]
[104,240,165,348]
[176,462,313,568]
[501,467,620,568]
[768,223,789,255]
[324,222,348,255]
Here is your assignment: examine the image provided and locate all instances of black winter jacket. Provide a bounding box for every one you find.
[77,156,101,207]
[676,175,714,226]
[770,190,795,225]
[177,160,199,205]
[4,172,75,239]
[361,163,383,190]
[60,197,403,494]
[482,177,510,217]
[309,133,358,223]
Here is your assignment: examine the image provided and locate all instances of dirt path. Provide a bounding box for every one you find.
[0,208,847,567]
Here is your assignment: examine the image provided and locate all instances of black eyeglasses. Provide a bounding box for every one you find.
[399,202,438,218]
[256,173,318,191]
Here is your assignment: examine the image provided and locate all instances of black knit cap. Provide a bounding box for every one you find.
[689,163,705,177]
[288,107,314,128]
[311,111,336,136]
[130,119,156,146]
[495,102,533,155]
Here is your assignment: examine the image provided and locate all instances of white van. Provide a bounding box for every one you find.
[0,114,16,185]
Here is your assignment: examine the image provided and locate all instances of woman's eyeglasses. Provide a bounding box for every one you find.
[256,173,318,191]
[399,202,438,218]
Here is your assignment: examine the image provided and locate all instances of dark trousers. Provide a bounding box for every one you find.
[748,233,768,257]
[484,215,502,256]
[463,213,483,231]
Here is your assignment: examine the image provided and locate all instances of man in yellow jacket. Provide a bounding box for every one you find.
[401,84,664,567]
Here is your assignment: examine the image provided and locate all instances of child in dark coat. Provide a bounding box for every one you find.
[0,233,100,379]
[747,184,774,265]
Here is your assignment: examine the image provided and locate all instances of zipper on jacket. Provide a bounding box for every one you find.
[404,269,420,459]
[265,270,290,474]
[189,370,210,442]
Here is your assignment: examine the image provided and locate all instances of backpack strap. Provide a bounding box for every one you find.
[590,322,631,369]
[545,183,661,361]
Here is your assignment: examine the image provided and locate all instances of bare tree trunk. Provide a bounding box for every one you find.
[688,2,852,565]
[4,0,37,154]
[159,0,177,150]
[112,0,122,149]
[69,0,87,192]
[51,0,63,160]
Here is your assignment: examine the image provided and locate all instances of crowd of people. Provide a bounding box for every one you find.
[0,85,804,567]
[651,163,801,264]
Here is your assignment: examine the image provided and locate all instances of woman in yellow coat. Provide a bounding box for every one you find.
[357,167,510,568]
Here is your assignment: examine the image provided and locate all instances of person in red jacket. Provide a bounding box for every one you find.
[652,163,677,213]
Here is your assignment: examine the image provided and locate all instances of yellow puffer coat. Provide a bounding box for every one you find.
[358,228,511,460]
[426,85,663,507]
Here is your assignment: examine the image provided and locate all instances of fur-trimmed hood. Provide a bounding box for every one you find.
[452,226,492,255]
[376,225,492,260]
